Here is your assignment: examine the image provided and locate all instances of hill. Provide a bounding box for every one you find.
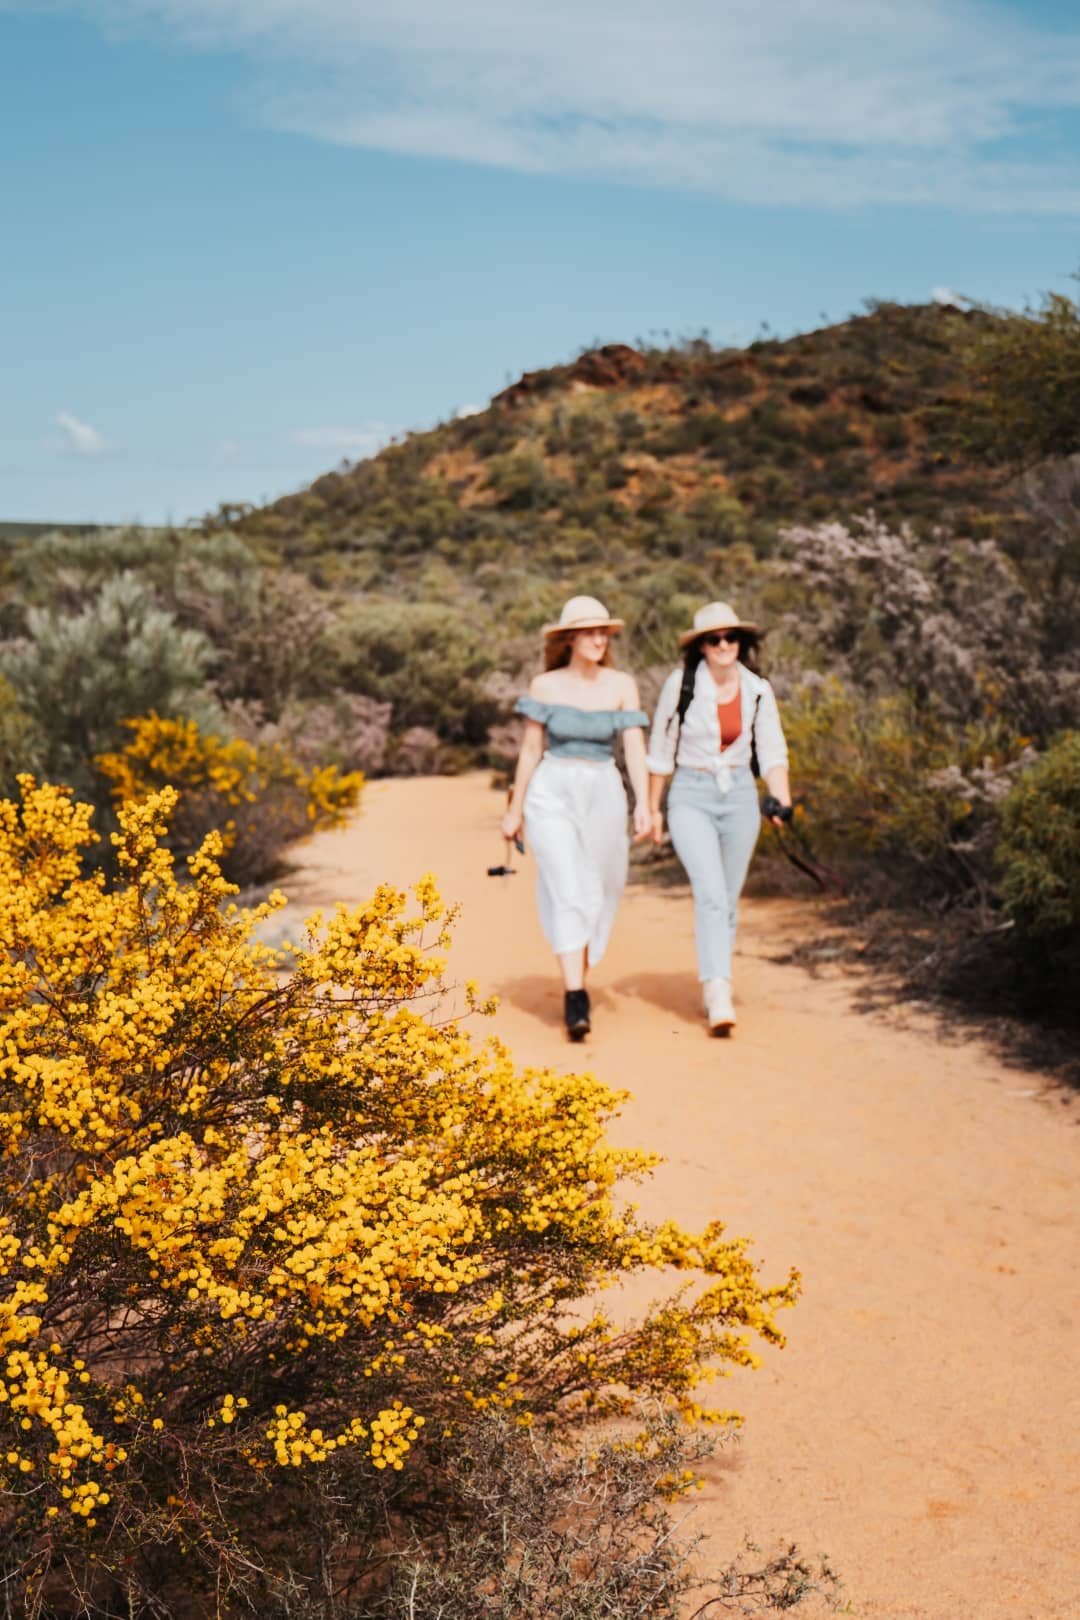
[222,301,1014,615]
[1,297,1076,1025]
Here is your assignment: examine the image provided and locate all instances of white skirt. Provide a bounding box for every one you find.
[523,755,629,964]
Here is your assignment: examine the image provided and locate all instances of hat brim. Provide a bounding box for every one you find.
[678,620,760,648]
[543,618,624,638]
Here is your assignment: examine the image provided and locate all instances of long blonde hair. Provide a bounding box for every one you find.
[543,631,617,673]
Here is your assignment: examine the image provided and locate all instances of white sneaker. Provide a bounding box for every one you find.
[703,977,736,1035]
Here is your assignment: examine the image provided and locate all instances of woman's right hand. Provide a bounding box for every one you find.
[649,809,665,846]
[500,807,523,842]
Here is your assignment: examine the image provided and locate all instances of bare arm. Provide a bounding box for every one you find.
[501,721,545,840]
[647,772,667,843]
[763,763,792,824]
[618,675,651,840]
[622,726,651,840]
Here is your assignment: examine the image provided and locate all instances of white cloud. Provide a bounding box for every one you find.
[290,424,388,457]
[931,286,969,307]
[56,410,108,455]
[455,403,485,419]
[48,0,1080,211]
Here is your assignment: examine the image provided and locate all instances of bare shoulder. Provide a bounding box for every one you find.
[529,670,562,699]
[609,669,642,708]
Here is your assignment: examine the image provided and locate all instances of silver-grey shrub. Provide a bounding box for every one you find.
[772,515,1079,737]
[0,572,212,796]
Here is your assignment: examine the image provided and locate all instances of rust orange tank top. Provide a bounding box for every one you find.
[717,690,742,751]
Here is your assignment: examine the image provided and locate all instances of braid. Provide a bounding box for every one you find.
[666,643,704,764]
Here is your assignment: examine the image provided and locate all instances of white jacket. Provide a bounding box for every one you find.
[646,661,789,783]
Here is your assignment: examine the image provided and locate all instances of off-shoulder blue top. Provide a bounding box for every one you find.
[515,696,648,761]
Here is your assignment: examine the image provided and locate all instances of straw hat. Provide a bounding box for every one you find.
[678,600,760,648]
[542,595,624,638]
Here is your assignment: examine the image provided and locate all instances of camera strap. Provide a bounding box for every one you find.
[767,817,847,896]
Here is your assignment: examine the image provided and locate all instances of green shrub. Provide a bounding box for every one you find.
[994,732,1080,962]
[486,450,563,510]
[0,572,213,800]
[329,601,498,745]
[781,676,1030,901]
[952,284,1080,466]
[179,563,335,720]
[0,675,43,796]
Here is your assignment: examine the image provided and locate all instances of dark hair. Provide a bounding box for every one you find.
[666,632,763,751]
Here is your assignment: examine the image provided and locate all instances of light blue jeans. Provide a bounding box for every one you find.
[666,767,761,982]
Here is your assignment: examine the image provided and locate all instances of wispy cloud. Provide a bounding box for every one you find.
[214,438,242,465]
[290,425,388,457]
[56,410,108,455]
[49,0,1080,211]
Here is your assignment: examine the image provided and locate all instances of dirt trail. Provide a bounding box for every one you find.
[287,774,1080,1620]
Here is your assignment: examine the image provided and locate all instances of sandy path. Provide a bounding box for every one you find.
[286,774,1080,1620]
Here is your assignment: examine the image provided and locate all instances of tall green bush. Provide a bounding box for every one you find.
[994,732,1080,969]
[953,284,1080,466]
[0,573,212,798]
[0,675,42,797]
[329,601,498,745]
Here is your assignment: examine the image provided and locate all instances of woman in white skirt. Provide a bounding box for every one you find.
[647,601,792,1037]
[501,596,650,1040]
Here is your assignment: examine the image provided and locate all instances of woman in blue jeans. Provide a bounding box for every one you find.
[646,602,792,1035]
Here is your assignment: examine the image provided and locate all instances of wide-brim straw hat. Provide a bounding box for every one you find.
[678,600,760,648]
[542,595,624,638]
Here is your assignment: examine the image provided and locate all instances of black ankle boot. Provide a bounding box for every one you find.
[564,988,591,1041]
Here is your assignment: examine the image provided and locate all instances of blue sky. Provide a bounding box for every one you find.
[4,0,1080,526]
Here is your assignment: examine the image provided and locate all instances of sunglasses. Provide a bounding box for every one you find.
[702,631,740,647]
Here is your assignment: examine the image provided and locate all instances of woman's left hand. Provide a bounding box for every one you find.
[632,803,652,842]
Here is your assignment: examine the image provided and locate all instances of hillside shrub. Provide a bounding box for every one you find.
[0,574,213,800]
[1013,453,1080,667]
[0,527,351,729]
[329,602,498,746]
[952,284,1080,466]
[258,691,394,779]
[781,676,1031,902]
[0,675,42,797]
[0,781,798,1614]
[95,713,363,885]
[176,562,335,721]
[486,450,563,511]
[772,518,1078,739]
[994,732,1080,977]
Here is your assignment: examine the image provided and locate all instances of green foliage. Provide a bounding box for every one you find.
[225,303,1006,597]
[954,285,1080,467]
[995,732,1080,954]
[178,561,334,720]
[486,449,564,510]
[0,675,43,797]
[328,601,498,745]
[0,572,213,800]
[780,677,1029,898]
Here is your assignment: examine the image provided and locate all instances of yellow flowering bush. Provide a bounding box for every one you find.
[0,778,797,1614]
[94,712,363,885]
